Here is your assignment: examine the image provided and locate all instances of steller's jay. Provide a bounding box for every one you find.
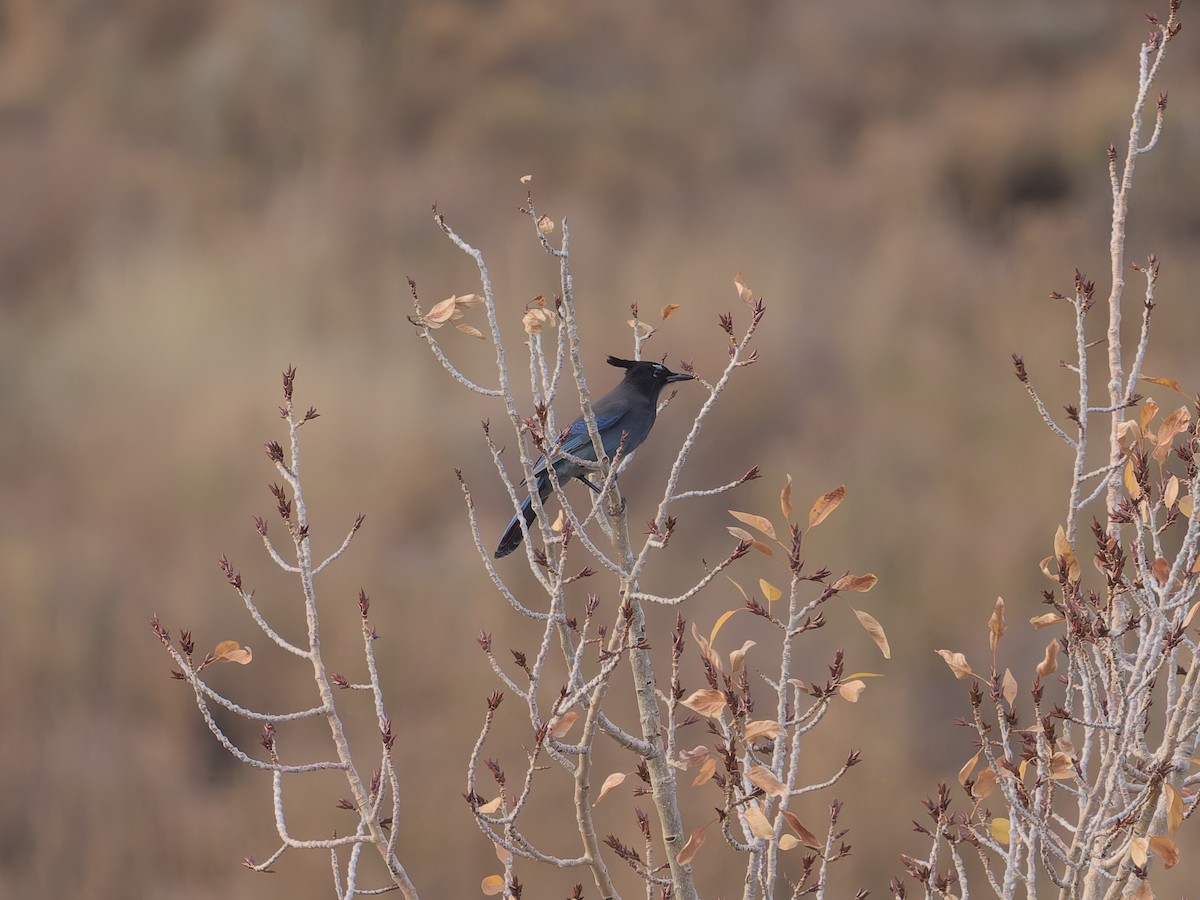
[494,356,694,558]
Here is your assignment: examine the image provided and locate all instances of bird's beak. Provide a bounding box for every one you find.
[666,371,694,383]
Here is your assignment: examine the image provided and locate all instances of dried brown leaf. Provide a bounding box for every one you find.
[729,639,756,671]
[957,751,980,787]
[478,796,503,815]
[729,510,776,541]
[1054,525,1081,581]
[1140,397,1161,432]
[211,640,253,665]
[808,485,846,529]
[1141,374,1185,393]
[1165,783,1184,834]
[936,649,975,680]
[1130,836,1149,867]
[779,834,800,850]
[677,827,706,865]
[850,607,890,659]
[834,573,878,593]
[1165,474,1180,510]
[972,767,997,800]
[456,323,486,340]
[692,757,717,787]
[692,621,724,673]
[661,303,682,320]
[988,596,1007,656]
[746,764,788,798]
[780,474,793,520]
[1036,640,1060,678]
[781,810,822,848]
[838,679,866,702]
[744,803,775,840]
[549,710,579,738]
[680,689,728,718]
[745,720,786,742]
[1030,613,1065,629]
[1002,668,1018,707]
[1149,834,1179,868]
[593,772,626,806]
[481,874,506,895]
[676,746,710,769]
[734,272,753,304]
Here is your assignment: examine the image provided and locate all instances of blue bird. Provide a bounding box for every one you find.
[495,356,694,558]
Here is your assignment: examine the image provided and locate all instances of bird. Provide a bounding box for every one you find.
[495,356,694,558]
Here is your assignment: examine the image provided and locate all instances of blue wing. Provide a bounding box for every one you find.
[531,408,629,479]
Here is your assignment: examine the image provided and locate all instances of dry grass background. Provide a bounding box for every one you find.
[3,0,1200,896]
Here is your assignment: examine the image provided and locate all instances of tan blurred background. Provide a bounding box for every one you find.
[3,0,1200,896]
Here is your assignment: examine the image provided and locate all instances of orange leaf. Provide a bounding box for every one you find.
[660,303,682,320]
[1030,613,1065,629]
[958,752,981,787]
[808,485,846,529]
[692,758,717,787]
[549,710,579,738]
[677,827,706,865]
[211,640,253,665]
[1002,669,1018,707]
[1141,375,1184,393]
[709,608,746,646]
[1140,397,1161,432]
[1054,525,1081,581]
[593,772,627,806]
[481,874,506,895]
[1165,783,1184,834]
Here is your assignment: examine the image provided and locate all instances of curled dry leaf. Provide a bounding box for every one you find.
[478,796,503,815]
[734,272,754,304]
[708,608,746,645]
[537,214,555,236]
[1149,834,1180,868]
[212,640,253,665]
[481,874,506,896]
[593,772,627,806]
[691,621,724,673]
[676,746,710,769]
[455,323,486,340]
[1165,474,1180,509]
[745,720,786,742]
[958,751,981,786]
[680,689,728,718]
[838,679,866,702]
[549,710,579,738]
[780,474,793,520]
[661,303,682,320]
[936,649,974,680]
[746,764,788,798]
[726,526,772,555]
[833,573,878,593]
[1054,525,1081,581]
[1130,836,1149,867]
[729,639,756,671]
[520,174,533,184]
[1048,752,1074,780]
[692,757,717,787]
[627,319,655,340]
[972,767,997,800]
[677,827,706,865]
[1002,668,1018,707]
[1153,407,1191,465]
[743,803,775,840]
[1030,613,1065,629]
[1165,783,1184,834]
[781,810,822,849]
[1141,374,1185,393]
[1036,640,1060,678]
[1117,419,1143,451]
[988,597,1007,656]
[850,607,891,659]
[990,818,1011,846]
[1124,460,1142,501]
[808,485,846,529]
[1140,396,1161,432]
[729,510,776,540]
[523,307,555,335]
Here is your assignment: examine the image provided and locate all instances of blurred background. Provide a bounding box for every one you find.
[3,0,1200,896]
